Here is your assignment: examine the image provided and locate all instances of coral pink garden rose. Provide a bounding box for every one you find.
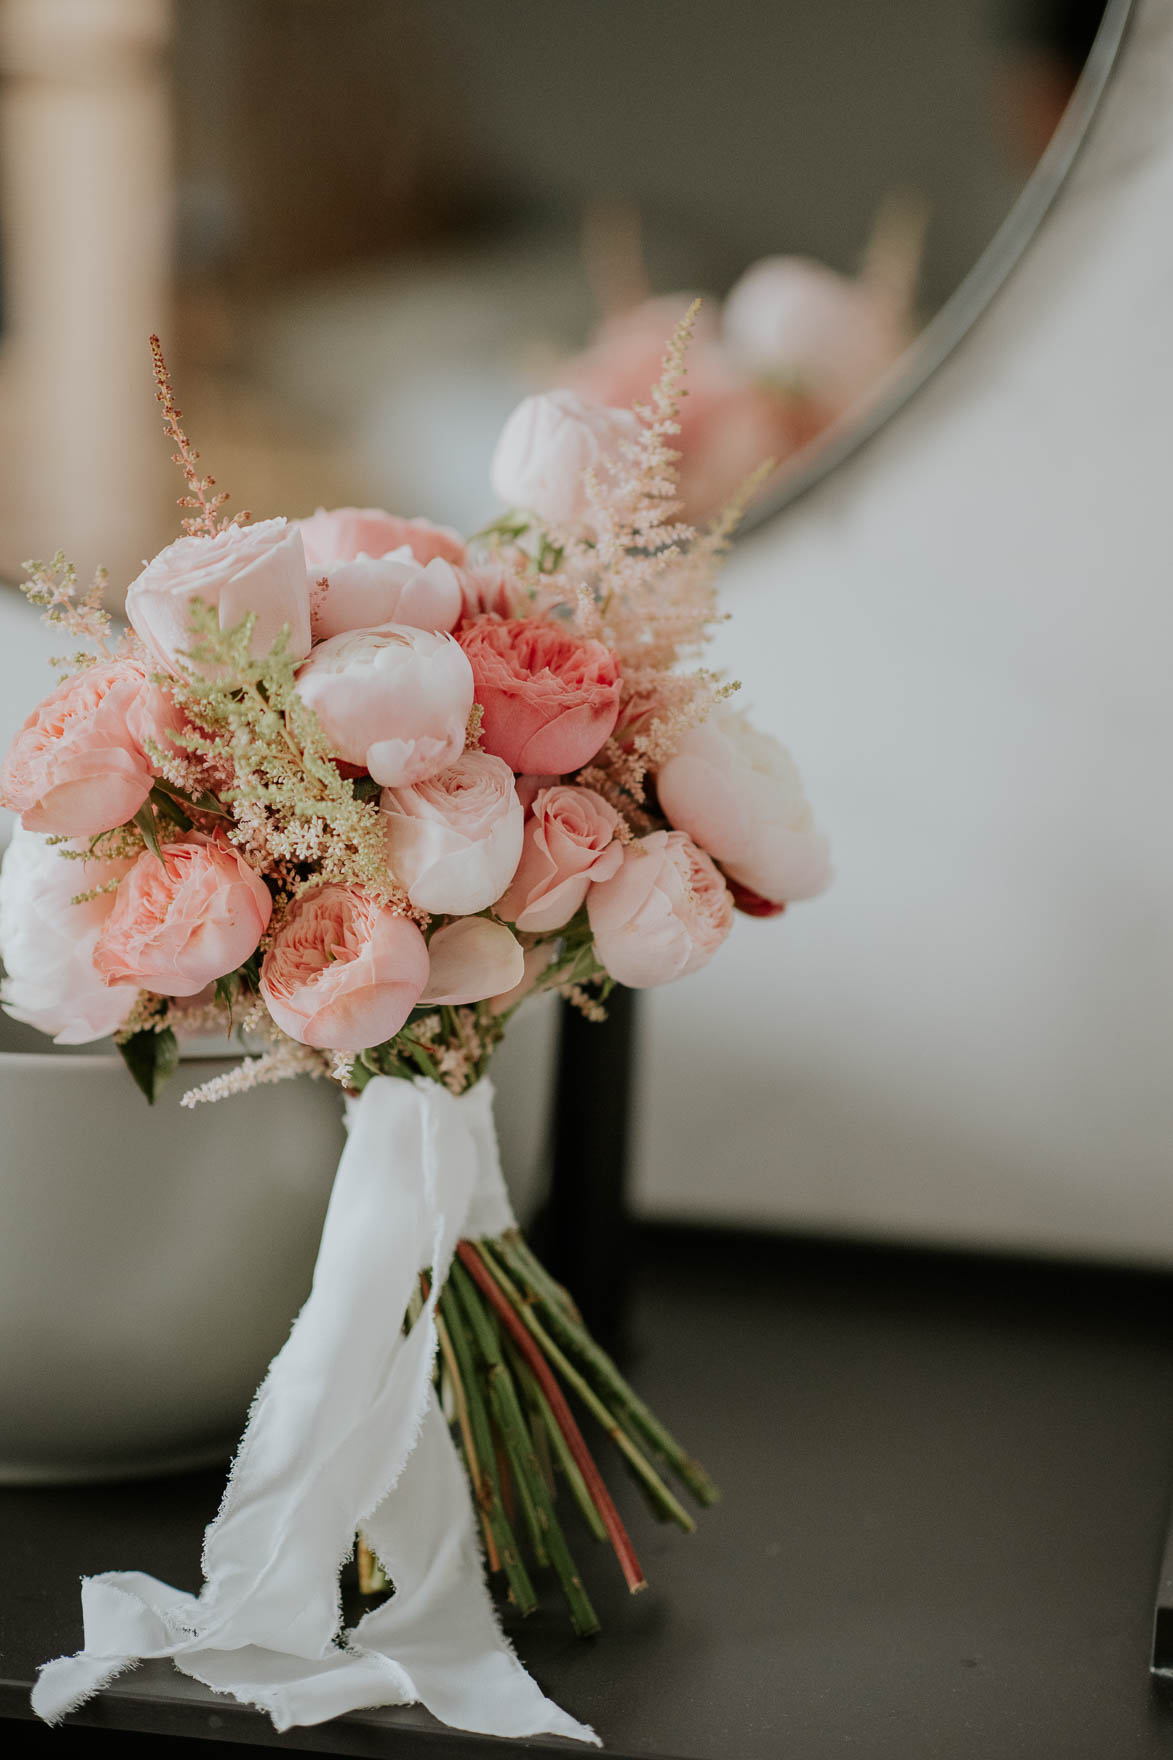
[260,885,428,1050]
[495,784,623,932]
[381,750,523,916]
[419,916,525,1006]
[587,828,733,988]
[295,624,474,788]
[0,657,183,838]
[490,390,640,531]
[94,833,272,997]
[458,617,621,775]
[0,823,137,1043]
[295,508,466,571]
[655,709,831,905]
[126,517,312,675]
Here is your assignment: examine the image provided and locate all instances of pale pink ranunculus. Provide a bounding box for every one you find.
[125,517,312,675]
[0,658,183,839]
[295,624,474,788]
[295,507,466,571]
[723,256,910,417]
[587,828,733,988]
[0,823,137,1043]
[486,941,557,1016]
[419,916,524,1005]
[494,784,622,932]
[458,617,621,775]
[655,708,831,905]
[260,885,428,1051]
[309,550,464,642]
[93,833,272,997]
[381,750,522,916]
[490,390,640,531]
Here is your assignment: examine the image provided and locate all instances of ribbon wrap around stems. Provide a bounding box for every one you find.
[33,1075,598,1745]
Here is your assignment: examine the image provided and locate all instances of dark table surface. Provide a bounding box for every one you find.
[3,1227,1173,1760]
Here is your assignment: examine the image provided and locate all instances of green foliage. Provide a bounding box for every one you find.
[118,1025,180,1104]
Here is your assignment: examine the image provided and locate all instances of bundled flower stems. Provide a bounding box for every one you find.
[2,311,830,1745]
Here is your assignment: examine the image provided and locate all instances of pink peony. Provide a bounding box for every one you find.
[655,709,831,905]
[295,624,474,788]
[1,657,183,839]
[587,829,733,988]
[0,824,137,1043]
[419,917,525,1006]
[458,617,621,775]
[310,551,464,642]
[295,507,466,570]
[125,517,312,675]
[93,833,272,997]
[260,885,428,1050]
[381,750,523,915]
[490,390,640,531]
[495,784,622,932]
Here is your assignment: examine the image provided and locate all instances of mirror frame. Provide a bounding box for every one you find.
[742,0,1136,533]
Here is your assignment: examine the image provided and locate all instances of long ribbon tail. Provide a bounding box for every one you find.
[32,1075,597,1745]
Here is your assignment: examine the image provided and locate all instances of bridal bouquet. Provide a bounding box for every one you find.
[3,317,829,1745]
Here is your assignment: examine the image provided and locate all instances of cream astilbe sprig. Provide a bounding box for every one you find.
[19,552,113,673]
[159,601,412,917]
[150,334,248,539]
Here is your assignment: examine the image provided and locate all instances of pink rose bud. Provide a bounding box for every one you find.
[655,709,831,906]
[0,823,137,1043]
[295,624,474,789]
[419,916,525,1006]
[0,657,183,839]
[381,750,523,916]
[495,784,623,932]
[490,389,640,530]
[587,829,734,988]
[125,517,312,675]
[295,507,466,570]
[458,617,621,775]
[723,256,909,414]
[94,833,272,998]
[309,551,464,642]
[260,885,428,1050]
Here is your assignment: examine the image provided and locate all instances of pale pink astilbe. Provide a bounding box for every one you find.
[20,553,113,675]
[150,334,249,539]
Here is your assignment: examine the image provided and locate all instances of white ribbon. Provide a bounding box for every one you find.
[32,1075,598,1746]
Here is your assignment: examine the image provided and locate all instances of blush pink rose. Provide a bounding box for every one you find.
[126,517,312,675]
[1,657,183,838]
[419,916,525,1005]
[295,507,466,570]
[260,885,428,1050]
[587,828,733,988]
[94,833,272,997]
[490,390,640,531]
[381,750,523,915]
[458,617,621,775]
[495,784,622,932]
[295,624,474,788]
[309,551,464,642]
[655,709,831,905]
[0,823,137,1043]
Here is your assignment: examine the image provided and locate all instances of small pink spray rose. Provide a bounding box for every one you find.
[458,617,622,776]
[494,784,623,933]
[94,833,272,998]
[125,517,312,675]
[587,829,734,988]
[1,657,183,839]
[260,885,429,1050]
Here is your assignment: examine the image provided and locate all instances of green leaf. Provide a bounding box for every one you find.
[132,803,163,862]
[351,776,382,803]
[118,1026,180,1104]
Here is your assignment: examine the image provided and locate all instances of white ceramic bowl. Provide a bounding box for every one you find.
[0,996,558,1484]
